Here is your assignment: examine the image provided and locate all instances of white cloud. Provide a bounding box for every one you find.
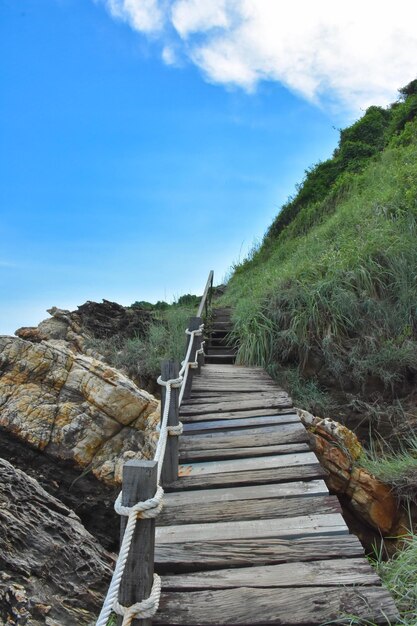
[104,0,165,33]
[101,0,417,111]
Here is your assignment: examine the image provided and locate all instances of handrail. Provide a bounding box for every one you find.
[196,269,214,318]
[96,273,210,626]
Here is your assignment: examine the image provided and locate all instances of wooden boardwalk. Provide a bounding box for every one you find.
[153,364,398,625]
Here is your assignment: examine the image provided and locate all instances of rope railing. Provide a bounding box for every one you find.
[96,274,212,626]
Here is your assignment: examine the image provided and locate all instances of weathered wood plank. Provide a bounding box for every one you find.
[166,462,326,489]
[191,383,278,393]
[154,586,399,625]
[182,413,300,431]
[158,493,340,526]
[155,534,364,571]
[179,423,308,451]
[161,558,380,589]
[178,452,318,477]
[204,363,270,378]
[179,442,310,461]
[180,396,292,415]
[182,409,298,425]
[156,513,348,544]
[182,392,289,406]
[202,369,271,377]
[162,480,328,506]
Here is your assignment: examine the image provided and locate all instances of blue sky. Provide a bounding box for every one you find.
[1,0,416,335]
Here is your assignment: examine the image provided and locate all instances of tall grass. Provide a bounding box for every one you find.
[371,533,417,626]
[359,436,417,502]
[89,306,195,388]
[225,121,417,401]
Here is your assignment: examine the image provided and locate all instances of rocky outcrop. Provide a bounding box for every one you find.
[298,409,405,536]
[0,336,160,486]
[16,300,153,355]
[0,458,113,625]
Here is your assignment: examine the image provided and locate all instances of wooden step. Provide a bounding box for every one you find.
[154,586,399,625]
[167,453,326,490]
[155,533,365,571]
[159,491,339,526]
[182,409,298,426]
[161,557,379,589]
[156,513,348,544]
[180,394,292,415]
[205,355,236,364]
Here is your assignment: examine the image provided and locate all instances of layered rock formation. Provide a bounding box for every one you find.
[0,458,114,625]
[0,335,159,485]
[298,409,405,537]
[16,299,153,355]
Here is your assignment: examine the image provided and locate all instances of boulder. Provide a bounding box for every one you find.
[0,336,159,486]
[298,409,404,535]
[0,457,113,625]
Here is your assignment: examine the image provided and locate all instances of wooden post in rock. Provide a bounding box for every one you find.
[183,316,202,398]
[160,359,180,486]
[118,460,157,626]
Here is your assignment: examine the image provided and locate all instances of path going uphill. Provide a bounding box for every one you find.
[153,363,398,625]
[204,308,237,365]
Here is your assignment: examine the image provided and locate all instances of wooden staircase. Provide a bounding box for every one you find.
[204,307,237,365]
[153,363,399,625]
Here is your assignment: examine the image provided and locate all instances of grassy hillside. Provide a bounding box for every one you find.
[222,83,417,624]
[223,80,417,441]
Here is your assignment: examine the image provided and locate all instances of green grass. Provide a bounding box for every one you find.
[359,437,417,502]
[88,305,196,387]
[223,116,417,413]
[370,533,417,626]
[319,534,417,625]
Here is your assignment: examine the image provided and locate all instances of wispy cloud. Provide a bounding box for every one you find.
[100,0,417,112]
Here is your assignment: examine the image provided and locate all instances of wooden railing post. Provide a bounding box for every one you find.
[118,460,157,626]
[183,316,202,399]
[198,329,206,369]
[160,359,180,486]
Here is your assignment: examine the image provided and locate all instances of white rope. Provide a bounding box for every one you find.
[113,574,162,625]
[168,422,183,436]
[95,488,164,626]
[96,323,205,626]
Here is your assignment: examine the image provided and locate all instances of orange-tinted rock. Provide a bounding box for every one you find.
[299,409,403,535]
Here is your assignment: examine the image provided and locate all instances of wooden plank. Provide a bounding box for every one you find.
[179,423,308,451]
[158,493,340,526]
[161,558,380,589]
[154,586,399,625]
[155,534,364,570]
[178,452,318,477]
[182,408,296,424]
[183,413,300,432]
[167,462,326,489]
[182,392,288,405]
[162,479,328,506]
[202,369,270,377]
[180,396,292,415]
[191,378,279,390]
[156,513,348,544]
[179,442,310,461]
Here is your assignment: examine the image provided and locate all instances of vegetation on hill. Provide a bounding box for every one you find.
[88,301,198,391]
[220,81,417,624]
[222,79,417,439]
